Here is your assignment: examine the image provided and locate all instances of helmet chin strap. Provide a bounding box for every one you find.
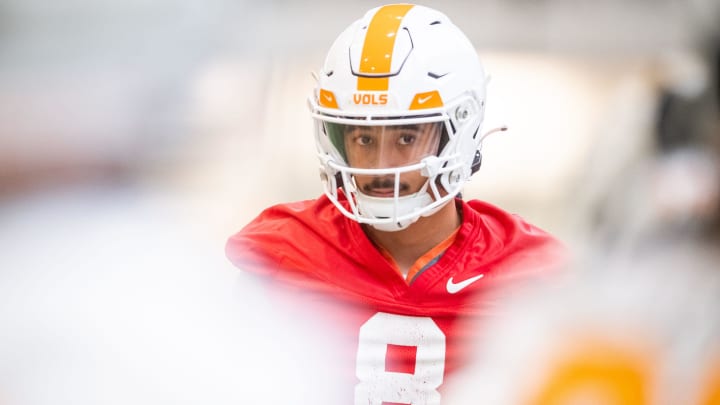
[356,190,433,231]
[355,181,452,232]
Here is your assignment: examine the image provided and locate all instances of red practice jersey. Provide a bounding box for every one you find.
[226,195,565,404]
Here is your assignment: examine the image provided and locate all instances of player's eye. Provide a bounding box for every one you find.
[398,134,417,145]
[354,134,373,146]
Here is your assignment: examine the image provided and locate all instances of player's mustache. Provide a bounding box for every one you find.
[361,177,410,194]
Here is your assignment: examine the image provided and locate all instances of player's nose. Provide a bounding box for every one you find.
[374,142,402,168]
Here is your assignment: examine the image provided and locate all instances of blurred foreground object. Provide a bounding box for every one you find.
[0,186,342,405]
[444,263,720,404]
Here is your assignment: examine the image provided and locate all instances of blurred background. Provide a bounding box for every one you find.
[1,0,718,403]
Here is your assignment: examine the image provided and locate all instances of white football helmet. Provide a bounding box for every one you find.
[309,4,488,231]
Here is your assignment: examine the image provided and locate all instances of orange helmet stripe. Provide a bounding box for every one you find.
[357,4,414,91]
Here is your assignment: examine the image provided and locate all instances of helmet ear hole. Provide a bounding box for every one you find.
[334,172,343,189]
[470,150,482,175]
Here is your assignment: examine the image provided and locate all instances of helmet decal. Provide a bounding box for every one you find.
[409,90,443,110]
[356,4,415,91]
[319,88,339,109]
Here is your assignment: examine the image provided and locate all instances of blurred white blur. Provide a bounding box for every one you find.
[443,261,720,404]
[1,0,718,403]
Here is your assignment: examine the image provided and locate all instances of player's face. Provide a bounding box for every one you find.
[343,123,442,197]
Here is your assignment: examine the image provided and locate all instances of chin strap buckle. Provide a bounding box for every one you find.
[421,155,443,177]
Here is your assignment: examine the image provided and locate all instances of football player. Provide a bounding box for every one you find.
[226,4,566,404]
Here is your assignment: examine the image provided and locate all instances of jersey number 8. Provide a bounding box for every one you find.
[355,312,446,405]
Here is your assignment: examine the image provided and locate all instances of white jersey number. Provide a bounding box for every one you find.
[355,312,446,405]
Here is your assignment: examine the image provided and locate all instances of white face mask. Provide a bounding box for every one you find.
[326,122,442,231]
[316,117,467,232]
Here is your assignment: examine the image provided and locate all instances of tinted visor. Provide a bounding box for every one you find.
[324,122,444,169]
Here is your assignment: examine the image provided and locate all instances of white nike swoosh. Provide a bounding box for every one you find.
[417,95,433,104]
[446,274,484,294]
